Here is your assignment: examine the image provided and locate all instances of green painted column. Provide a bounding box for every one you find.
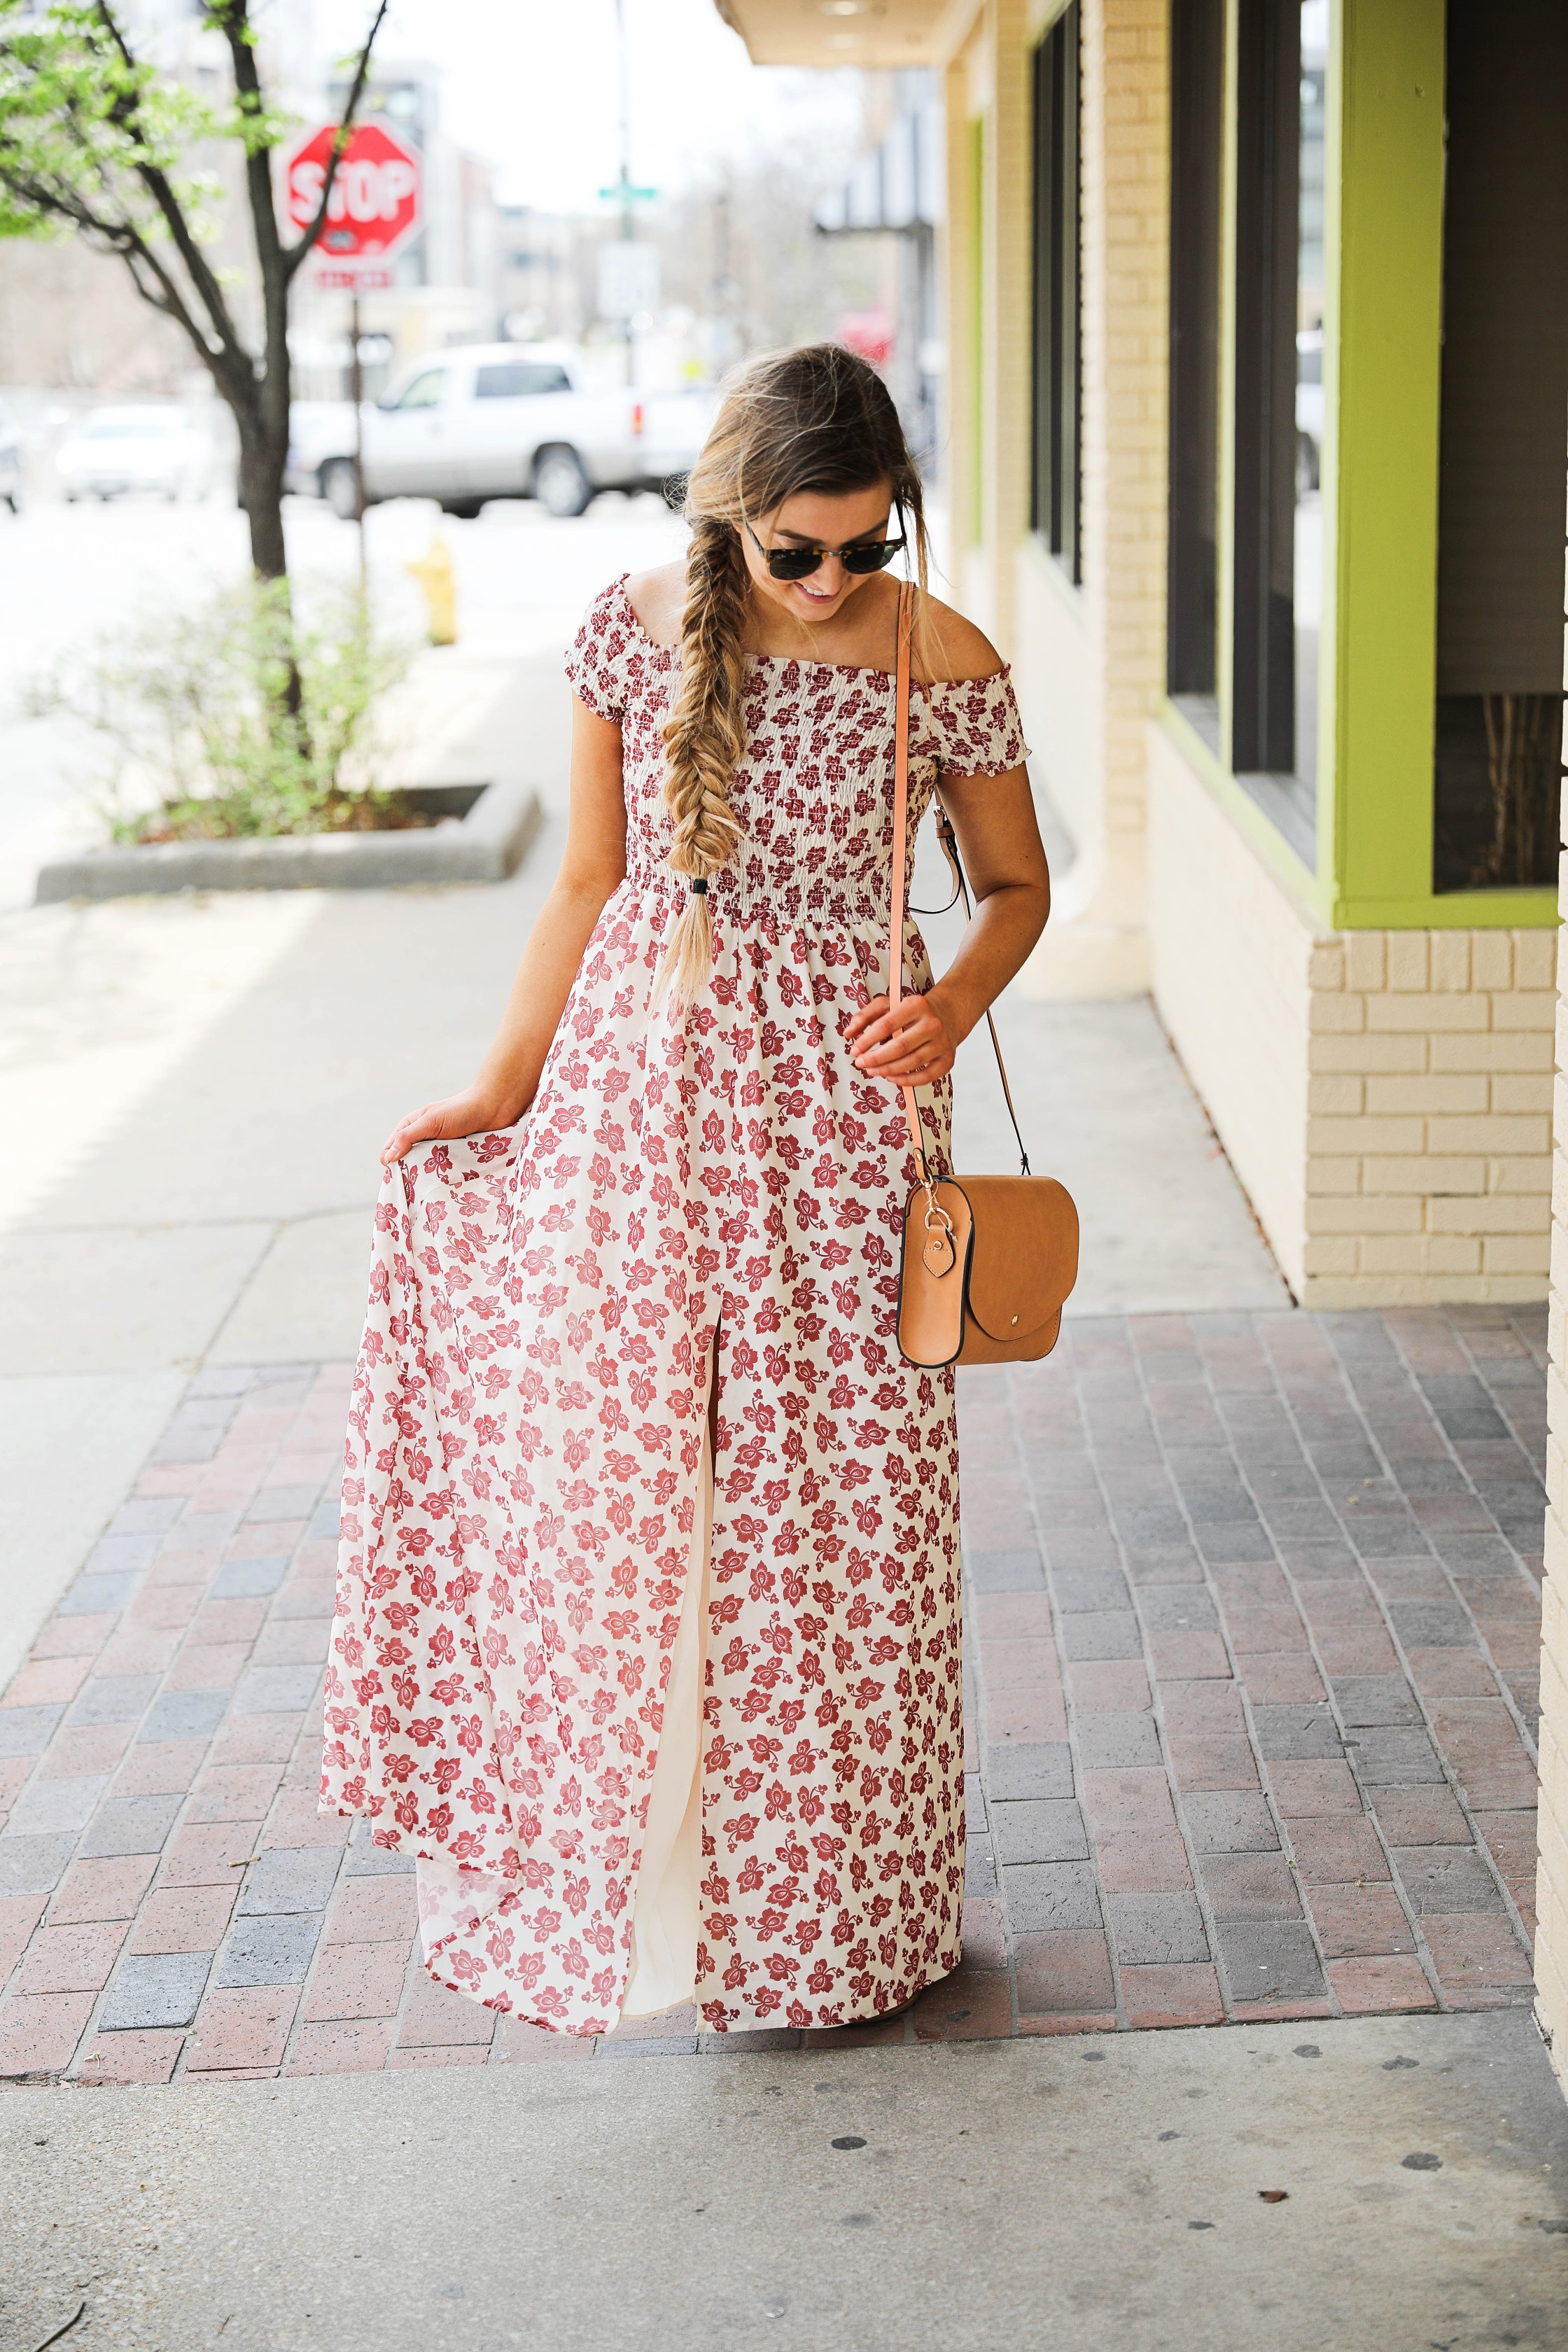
[1331,0,1444,925]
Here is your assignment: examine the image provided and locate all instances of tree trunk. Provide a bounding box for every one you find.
[237,410,290,584]
[234,404,305,730]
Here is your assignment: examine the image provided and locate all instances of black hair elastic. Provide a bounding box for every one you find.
[689,877,708,895]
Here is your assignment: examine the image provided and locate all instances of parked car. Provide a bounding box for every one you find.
[57,405,214,502]
[285,345,715,520]
[0,398,21,514]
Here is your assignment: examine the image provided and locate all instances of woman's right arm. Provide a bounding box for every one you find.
[379,696,629,1164]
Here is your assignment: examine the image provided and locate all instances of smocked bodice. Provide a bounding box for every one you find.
[564,577,1028,930]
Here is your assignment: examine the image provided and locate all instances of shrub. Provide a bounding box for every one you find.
[29,578,414,841]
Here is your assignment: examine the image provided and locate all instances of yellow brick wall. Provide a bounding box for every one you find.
[1148,726,1555,1309]
[1537,925,1568,2089]
[1306,930,1555,1301]
[984,0,1032,659]
[1017,0,1170,998]
[1078,0,1168,860]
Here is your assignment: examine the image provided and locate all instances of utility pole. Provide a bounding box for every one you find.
[615,0,634,387]
[596,5,657,382]
[713,172,736,368]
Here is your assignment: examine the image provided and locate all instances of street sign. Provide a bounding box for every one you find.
[284,121,422,285]
[598,241,659,321]
[314,265,393,291]
[597,183,659,202]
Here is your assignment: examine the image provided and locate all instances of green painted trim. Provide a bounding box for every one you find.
[1336,892,1560,930]
[1214,0,1239,773]
[1312,0,1344,897]
[1333,0,1446,918]
[1161,698,1557,935]
[1158,699,1326,932]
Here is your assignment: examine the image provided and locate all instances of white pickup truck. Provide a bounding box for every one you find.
[286,343,714,521]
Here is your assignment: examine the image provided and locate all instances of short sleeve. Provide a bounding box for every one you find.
[927,666,1030,777]
[564,576,635,722]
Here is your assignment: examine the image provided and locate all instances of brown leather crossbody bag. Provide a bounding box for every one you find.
[886,582,1080,1370]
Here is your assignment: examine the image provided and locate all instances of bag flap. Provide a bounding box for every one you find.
[962,1175,1079,1343]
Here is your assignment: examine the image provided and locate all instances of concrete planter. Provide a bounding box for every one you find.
[34,778,542,903]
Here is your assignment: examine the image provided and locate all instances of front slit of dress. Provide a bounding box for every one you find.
[412,1429,714,2022]
[617,1422,713,2022]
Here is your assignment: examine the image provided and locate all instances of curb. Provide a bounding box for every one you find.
[33,778,544,902]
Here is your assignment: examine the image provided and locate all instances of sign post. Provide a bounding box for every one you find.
[349,293,365,581]
[284,122,424,580]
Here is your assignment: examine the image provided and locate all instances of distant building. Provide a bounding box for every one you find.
[815,71,943,462]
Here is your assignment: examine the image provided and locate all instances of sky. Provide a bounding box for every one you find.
[318,0,865,212]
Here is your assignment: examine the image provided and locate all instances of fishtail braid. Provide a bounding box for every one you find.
[652,516,748,1009]
[650,342,938,1011]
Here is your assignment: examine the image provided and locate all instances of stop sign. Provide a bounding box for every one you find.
[284,122,422,263]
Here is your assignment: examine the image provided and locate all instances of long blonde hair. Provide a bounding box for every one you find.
[653,342,934,1010]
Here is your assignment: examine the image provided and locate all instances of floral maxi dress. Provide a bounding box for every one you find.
[320,578,1029,2035]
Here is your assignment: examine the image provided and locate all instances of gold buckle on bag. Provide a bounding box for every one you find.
[920,1178,956,1278]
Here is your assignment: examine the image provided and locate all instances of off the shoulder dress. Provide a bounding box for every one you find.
[321,576,1029,2035]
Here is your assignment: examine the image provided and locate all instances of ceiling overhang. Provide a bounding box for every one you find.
[714,1,958,69]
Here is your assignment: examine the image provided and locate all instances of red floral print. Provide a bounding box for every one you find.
[321,576,1030,2035]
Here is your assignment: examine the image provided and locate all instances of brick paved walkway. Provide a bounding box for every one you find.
[0,1307,1543,2082]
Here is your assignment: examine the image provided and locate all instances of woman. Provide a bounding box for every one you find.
[321,344,1049,2036]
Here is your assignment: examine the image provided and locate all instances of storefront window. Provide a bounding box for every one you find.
[1230,0,1326,869]
[1167,0,1224,736]
[1030,4,1081,582]
[1432,0,1568,893]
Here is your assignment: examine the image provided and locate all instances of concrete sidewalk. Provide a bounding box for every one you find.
[4,2012,1567,2352]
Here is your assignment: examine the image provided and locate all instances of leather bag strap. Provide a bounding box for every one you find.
[930,806,1032,1178]
[888,582,928,1179]
[886,580,1032,1180]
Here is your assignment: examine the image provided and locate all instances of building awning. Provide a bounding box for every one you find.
[713,0,951,70]
[816,97,943,234]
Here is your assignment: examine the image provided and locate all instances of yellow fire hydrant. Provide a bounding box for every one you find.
[406,533,456,646]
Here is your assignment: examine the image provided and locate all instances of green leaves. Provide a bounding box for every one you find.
[0,1,220,241]
[30,578,415,842]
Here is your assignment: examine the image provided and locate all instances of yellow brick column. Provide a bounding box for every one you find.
[1023,0,1168,999]
[941,55,980,597]
[1538,917,1568,2084]
[976,0,1031,653]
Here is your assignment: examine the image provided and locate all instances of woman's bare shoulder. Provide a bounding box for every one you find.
[624,561,686,650]
[917,592,1006,686]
